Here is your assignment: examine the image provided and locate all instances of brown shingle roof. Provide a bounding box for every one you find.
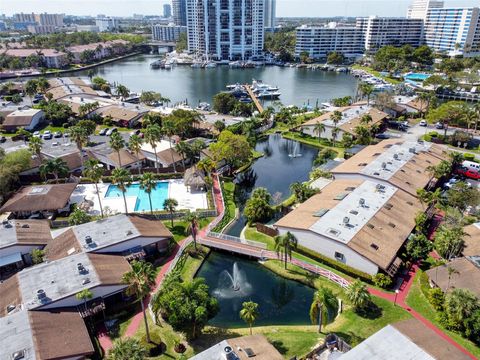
[14,220,52,246]
[107,149,145,167]
[156,148,183,166]
[426,257,480,297]
[300,107,350,127]
[338,108,388,136]
[0,183,77,213]
[87,253,131,285]
[463,223,480,257]
[44,228,82,261]
[95,105,145,122]
[128,215,173,238]
[0,275,21,318]
[30,310,94,360]
[392,318,471,360]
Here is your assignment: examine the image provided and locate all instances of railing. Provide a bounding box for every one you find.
[207,231,243,243]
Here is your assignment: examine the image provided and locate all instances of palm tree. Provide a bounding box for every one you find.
[116,84,130,101]
[175,141,190,170]
[109,132,126,168]
[274,232,298,269]
[143,124,162,173]
[163,198,178,227]
[330,110,342,127]
[39,158,69,183]
[345,280,371,312]
[84,159,105,218]
[122,260,156,343]
[75,288,93,316]
[28,136,43,162]
[128,134,144,175]
[36,77,49,94]
[331,127,340,147]
[473,102,480,132]
[309,287,339,333]
[359,82,374,105]
[69,126,88,167]
[139,172,157,215]
[25,79,38,105]
[111,168,131,214]
[108,338,147,360]
[184,211,200,252]
[462,109,476,132]
[239,301,260,335]
[313,122,325,143]
[446,266,460,291]
[162,118,178,173]
[360,114,372,125]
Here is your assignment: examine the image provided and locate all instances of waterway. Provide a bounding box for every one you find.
[226,133,318,236]
[196,251,315,328]
[75,54,358,106]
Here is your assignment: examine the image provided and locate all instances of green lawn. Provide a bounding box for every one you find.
[175,245,210,281]
[406,271,480,358]
[212,180,236,233]
[282,132,345,158]
[162,218,213,243]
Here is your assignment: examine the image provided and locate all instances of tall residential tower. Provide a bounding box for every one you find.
[264,0,276,30]
[173,0,187,26]
[407,0,444,20]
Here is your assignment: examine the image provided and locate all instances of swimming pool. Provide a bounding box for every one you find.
[105,182,169,212]
[405,73,430,81]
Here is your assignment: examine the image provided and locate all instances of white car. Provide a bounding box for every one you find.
[106,128,118,136]
[419,120,427,127]
[33,131,41,138]
[42,130,52,140]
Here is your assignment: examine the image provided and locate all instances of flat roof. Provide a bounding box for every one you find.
[0,220,52,250]
[463,222,480,257]
[6,108,42,117]
[0,310,36,360]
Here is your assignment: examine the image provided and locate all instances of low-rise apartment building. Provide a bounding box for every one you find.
[3,49,67,68]
[152,23,187,42]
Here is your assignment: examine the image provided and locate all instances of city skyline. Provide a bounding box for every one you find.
[2,0,478,18]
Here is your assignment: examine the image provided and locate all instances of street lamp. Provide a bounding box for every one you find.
[394,289,400,306]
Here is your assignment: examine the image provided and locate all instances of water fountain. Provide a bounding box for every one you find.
[288,142,302,158]
[213,262,253,299]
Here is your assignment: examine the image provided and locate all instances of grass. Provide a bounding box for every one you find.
[175,245,210,281]
[282,131,345,158]
[406,271,480,359]
[351,65,402,85]
[163,218,213,243]
[212,180,236,233]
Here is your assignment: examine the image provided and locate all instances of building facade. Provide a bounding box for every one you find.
[356,16,424,52]
[164,4,172,18]
[264,0,276,30]
[152,23,187,41]
[186,0,265,61]
[407,0,444,19]
[95,17,117,32]
[295,23,364,60]
[173,0,187,26]
[424,7,480,57]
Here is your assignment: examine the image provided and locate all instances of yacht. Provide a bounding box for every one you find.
[229,61,242,68]
[251,80,278,93]
[256,90,281,99]
[191,61,203,68]
[204,61,217,68]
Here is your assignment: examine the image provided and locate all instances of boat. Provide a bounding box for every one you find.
[204,61,217,68]
[150,59,165,69]
[196,102,211,111]
[191,61,203,68]
[226,83,242,90]
[251,79,278,93]
[256,90,281,99]
[229,61,242,68]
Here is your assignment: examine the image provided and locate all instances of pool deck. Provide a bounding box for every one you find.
[72,179,208,216]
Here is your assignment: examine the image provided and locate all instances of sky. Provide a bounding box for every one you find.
[1,0,479,18]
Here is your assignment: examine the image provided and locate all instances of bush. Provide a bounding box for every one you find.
[429,131,439,137]
[372,273,393,289]
[428,288,445,311]
[296,245,372,282]
[424,135,432,142]
[463,153,476,162]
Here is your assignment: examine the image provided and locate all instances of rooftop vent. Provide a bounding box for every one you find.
[12,350,25,360]
[349,210,359,215]
[244,348,256,358]
[376,184,386,192]
[409,147,416,154]
[370,243,379,250]
[85,236,93,245]
[313,209,329,217]
[6,304,16,314]
[385,203,393,210]
[36,289,46,301]
[328,228,340,236]
[381,162,387,169]
[359,198,366,207]
[373,172,380,176]
[77,262,87,274]
[126,230,133,236]
[343,216,350,225]
[21,224,29,228]
[82,278,90,285]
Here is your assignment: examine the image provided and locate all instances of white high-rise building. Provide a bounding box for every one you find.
[186,0,265,61]
[407,0,444,20]
[264,0,276,30]
[424,7,480,57]
[96,17,117,32]
[152,23,186,41]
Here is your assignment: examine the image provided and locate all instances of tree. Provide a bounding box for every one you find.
[435,226,466,260]
[213,92,237,114]
[313,122,325,142]
[299,51,311,64]
[331,127,340,147]
[143,124,163,173]
[31,248,45,264]
[40,101,73,126]
[75,289,93,315]
[116,84,130,101]
[175,141,190,170]
[128,134,144,175]
[426,160,452,181]
[345,280,371,312]
[310,287,338,333]
[162,118,178,173]
[406,233,433,261]
[330,110,342,127]
[69,126,88,166]
[445,182,480,212]
[122,260,156,343]
[110,132,126,168]
[444,289,479,331]
[39,158,69,183]
[327,51,344,65]
[274,232,298,269]
[374,92,395,112]
[209,130,252,170]
[25,79,38,105]
[213,120,226,133]
[184,211,200,252]
[140,91,162,106]
[290,182,317,203]
[446,266,460,291]
[152,277,219,339]
[28,136,43,162]
[77,119,97,136]
[163,198,178,228]
[427,101,469,135]
[139,172,157,215]
[240,301,260,335]
[359,83,374,105]
[68,207,93,225]
[84,159,105,217]
[354,125,372,145]
[11,94,22,104]
[111,168,132,214]
[243,187,273,225]
[108,337,148,360]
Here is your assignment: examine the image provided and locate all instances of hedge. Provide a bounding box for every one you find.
[79,172,183,183]
[296,244,373,283]
[463,153,477,162]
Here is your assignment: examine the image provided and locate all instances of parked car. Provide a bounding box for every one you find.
[99,128,109,136]
[375,133,391,139]
[54,131,62,138]
[33,131,41,138]
[444,177,472,190]
[435,122,444,129]
[43,130,52,140]
[106,128,117,136]
[130,129,144,138]
[419,120,427,127]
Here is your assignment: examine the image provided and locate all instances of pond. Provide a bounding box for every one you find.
[196,251,315,328]
[226,133,318,236]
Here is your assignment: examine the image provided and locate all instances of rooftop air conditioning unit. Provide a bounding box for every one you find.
[82,278,90,285]
[77,262,86,274]
[85,236,93,245]
[343,216,350,225]
[12,350,25,360]
[36,289,46,301]
[381,162,387,169]
[409,147,416,154]
[393,153,399,160]
[359,198,366,207]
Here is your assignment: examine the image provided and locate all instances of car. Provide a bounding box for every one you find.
[43,130,52,140]
[435,122,444,129]
[375,133,391,139]
[0,136,6,143]
[99,128,109,136]
[33,131,41,138]
[51,141,60,147]
[63,131,70,137]
[106,128,117,136]
[54,131,62,138]
[444,177,472,190]
[419,120,427,127]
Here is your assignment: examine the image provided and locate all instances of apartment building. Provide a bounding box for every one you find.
[356,16,424,52]
[407,0,444,20]
[186,0,265,61]
[95,17,117,32]
[173,0,187,26]
[295,23,364,60]
[264,0,276,30]
[152,23,187,42]
[424,7,480,57]
[164,4,172,18]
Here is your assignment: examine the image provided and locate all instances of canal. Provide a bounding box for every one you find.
[75,54,358,106]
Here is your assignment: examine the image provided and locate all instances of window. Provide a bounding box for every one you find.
[370,243,379,250]
[367,223,375,229]
[388,222,396,228]
[407,201,414,206]
[335,252,345,261]
[334,193,349,200]
[314,209,329,217]
[345,187,356,191]
[385,203,393,210]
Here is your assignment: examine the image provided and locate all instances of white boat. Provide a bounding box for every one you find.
[256,90,281,99]
[191,61,203,68]
[204,61,217,68]
[251,80,278,92]
[226,83,241,89]
[229,61,242,68]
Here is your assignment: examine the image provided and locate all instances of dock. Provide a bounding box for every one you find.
[245,85,264,113]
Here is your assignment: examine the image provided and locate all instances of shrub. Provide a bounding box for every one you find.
[463,153,476,162]
[429,131,439,137]
[428,288,445,311]
[372,273,393,289]
[424,135,432,142]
